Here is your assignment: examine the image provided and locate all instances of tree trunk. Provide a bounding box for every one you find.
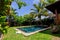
[7,1,11,26]
[38,15,42,25]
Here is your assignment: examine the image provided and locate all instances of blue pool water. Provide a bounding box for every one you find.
[17,26,45,33]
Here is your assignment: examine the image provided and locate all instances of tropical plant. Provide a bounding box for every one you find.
[31,0,48,21]
[0,16,9,33]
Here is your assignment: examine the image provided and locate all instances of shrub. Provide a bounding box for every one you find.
[0,16,9,34]
[41,18,54,25]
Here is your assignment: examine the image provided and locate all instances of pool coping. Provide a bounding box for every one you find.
[15,27,51,36]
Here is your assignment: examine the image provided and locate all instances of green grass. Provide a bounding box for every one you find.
[3,27,60,40]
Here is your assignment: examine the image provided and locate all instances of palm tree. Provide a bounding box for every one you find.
[31,0,57,20]
[31,0,57,25]
[31,0,48,24]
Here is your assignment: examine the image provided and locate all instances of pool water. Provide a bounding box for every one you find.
[17,26,45,33]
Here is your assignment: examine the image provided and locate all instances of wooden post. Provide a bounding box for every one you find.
[55,9,58,25]
[51,9,59,33]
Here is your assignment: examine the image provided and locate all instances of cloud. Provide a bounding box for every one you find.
[33,0,40,4]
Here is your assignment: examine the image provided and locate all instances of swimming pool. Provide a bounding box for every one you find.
[17,26,45,33]
[16,25,50,36]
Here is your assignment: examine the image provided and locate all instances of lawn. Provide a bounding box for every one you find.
[3,27,60,40]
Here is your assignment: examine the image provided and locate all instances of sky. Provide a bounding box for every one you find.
[11,0,40,16]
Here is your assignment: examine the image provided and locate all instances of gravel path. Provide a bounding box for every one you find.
[52,36,60,40]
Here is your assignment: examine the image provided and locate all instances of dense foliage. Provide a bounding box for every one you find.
[41,18,54,26]
[0,0,26,33]
[13,13,37,26]
[0,16,9,33]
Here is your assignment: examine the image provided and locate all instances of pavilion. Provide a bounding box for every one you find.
[45,1,60,25]
[45,1,60,33]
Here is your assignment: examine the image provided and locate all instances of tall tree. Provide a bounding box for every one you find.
[32,0,46,18]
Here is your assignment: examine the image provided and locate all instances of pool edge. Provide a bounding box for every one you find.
[15,27,51,36]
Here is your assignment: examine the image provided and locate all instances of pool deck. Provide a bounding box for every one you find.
[15,27,51,36]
